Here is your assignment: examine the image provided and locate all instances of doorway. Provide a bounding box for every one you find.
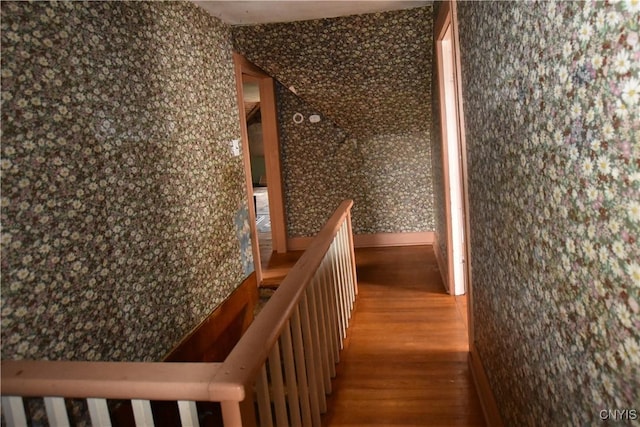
[437,16,466,297]
[233,53,287,285]
[243,79,272,265]
[435,0,472,321]
[435,0,474,346]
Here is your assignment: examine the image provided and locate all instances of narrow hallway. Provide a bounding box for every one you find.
[321,246,485,426]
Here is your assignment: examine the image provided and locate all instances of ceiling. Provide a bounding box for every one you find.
[193,1,430,25]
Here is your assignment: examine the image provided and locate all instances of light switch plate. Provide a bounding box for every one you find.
[230,139,241,156]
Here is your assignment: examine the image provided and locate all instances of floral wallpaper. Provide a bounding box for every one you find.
[233,8,436,236]
[1,1,252,362]
[457,1,640,424]
[275,83,356,236]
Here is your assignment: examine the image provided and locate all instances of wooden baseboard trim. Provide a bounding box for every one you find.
[469,345,504,427]
[287,236,314,251]
[288,231,434,251]
[433,233,449,292]
[354,231,434,247]
[163,272,258,362]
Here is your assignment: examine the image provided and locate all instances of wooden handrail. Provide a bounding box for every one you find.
[209,199,354,401]
[1,360,221,401]
[0,200,357,426]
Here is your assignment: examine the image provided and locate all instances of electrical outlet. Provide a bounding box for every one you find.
[230,139,241,156]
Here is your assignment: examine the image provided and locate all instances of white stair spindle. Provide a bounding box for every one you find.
[87,398,112,427]
[280,321,302,426]
[299,294,322,425]
[177,401,200,427]
[44,397,70,427]
[1,396,28,427]
[310,277,332,395]
[131,399,154,426]
[319,255,337,376]
[255,364,273,427]
[324,251,341,360]
[332,240,347,339]
[268,343,288,427]
[291,307,313,426]
[339,225,352,313]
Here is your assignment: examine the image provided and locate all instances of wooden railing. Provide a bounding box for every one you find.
[1,200,358,427]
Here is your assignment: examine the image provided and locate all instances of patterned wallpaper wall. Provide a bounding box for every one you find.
[0,1,252,361]
[457,1,639,424]
[275,83,356,236]
[233,8,436,236]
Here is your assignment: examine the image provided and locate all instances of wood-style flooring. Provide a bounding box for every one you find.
[262,245,485,426]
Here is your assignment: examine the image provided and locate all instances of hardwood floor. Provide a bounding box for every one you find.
[323,246,484,426]
[262,245,485,426]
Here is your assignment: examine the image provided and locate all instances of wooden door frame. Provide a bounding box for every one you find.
[233,53,287,284]
[435,0,472,333]
[436,10,458,297]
